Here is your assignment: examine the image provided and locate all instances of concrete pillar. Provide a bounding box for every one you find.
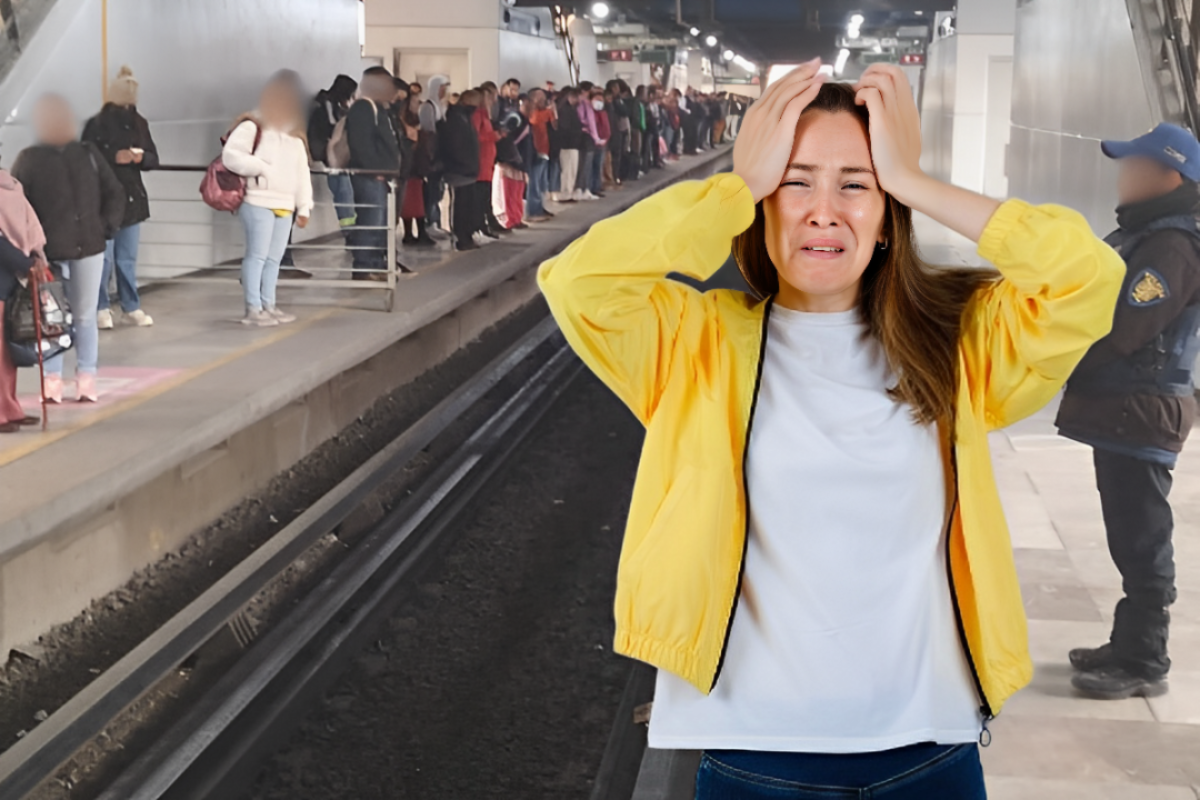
[919,0,1016,197]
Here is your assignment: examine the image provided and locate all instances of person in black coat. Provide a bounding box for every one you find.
[11,94,125,403]
[308,74,358,236]
[82,65,158,327]
[440,91,482,251]
[345,67,402,279]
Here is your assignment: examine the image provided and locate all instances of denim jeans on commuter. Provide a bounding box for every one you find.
[577,148,595,193]
[46,252,105,377]
[350,176,388,275]
[694,744,987,800]
[238,203,292,311]
[527,156,548,217]
[424,174,444,228]
[98,223,142,313]
[548,157,562,196]
[326,172,356,231]
[590,145,604,194]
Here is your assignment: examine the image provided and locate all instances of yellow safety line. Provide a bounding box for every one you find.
[0,308,338,468]
[100,0,108,102]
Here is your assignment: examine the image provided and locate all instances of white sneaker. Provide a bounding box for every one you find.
[581,190,599,201]
[241,308,279,327]
[473,231,491,245]
[265,306,296,324]
[97,309,114,330]
[125,309,153,327]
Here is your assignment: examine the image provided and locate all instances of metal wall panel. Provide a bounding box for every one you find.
[1010,0,1155,233]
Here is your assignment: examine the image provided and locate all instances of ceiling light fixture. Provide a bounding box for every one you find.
[590,1,610,19]
[732,54,756,72]
[705,34,718,47]
[847,12,864,39]
[690,26,700,36]
[722,49,735,61]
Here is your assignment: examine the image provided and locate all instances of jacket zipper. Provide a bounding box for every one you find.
[943,447,996,745]
[711,298,774,691]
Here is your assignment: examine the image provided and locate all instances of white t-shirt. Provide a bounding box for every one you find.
[648,305,982,753]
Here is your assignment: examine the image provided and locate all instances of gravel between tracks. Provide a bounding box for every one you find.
[247,374,645,800]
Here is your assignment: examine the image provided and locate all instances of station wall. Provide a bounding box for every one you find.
[1007,0,1154,234]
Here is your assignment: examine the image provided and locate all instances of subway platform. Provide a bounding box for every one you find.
[0,150,733,664]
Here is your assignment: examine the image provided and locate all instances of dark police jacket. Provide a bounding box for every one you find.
[1057,212,1200,466]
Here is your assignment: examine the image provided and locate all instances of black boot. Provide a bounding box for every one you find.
[402,218,418,245]
[413,217,436,247]
[1072,665,1168,700]
[1068,643,1118,672]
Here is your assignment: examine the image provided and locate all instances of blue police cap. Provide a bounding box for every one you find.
[1102,123,1200,182]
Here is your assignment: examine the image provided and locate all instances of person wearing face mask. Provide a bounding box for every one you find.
[221,72,313,325]
[82,65,158,330]
[1056,123,1200,701]
[538,60,1124,797]
[574,85,602,201]
[12,94,126,402]
[589,90,611,197]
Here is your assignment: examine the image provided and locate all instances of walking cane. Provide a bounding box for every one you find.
[29,266,47,430]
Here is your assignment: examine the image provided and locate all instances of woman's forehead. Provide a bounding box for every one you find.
[789,111,873,166]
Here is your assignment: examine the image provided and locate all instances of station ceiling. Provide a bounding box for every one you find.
[518,0,956,65]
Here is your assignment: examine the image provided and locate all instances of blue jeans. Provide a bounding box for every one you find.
[695,744,986,799]
[46,252,105,376]
[590,145,604,193]
[424,174,443,227]
[99,223,141,313]
[350,175,388,272]
[527,157,548,217]
[577,148,594,192]
[327,173,356,228]
[238,204,292,310]
[548,157,562,194]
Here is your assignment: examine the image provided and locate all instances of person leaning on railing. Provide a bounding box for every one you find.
[345,66,402,282]
[538,60,1124,797]
[221,71,312,327]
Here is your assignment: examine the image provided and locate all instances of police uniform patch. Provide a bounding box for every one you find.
[1130,268,1170,306]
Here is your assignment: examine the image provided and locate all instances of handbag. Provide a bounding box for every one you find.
[200,122,262,212]
[5,272,73,368]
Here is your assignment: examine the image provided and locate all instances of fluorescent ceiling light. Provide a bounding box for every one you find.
[818,64,835,77]
[733,54,757,72]
[722,49,735,61]
[705,34,718,47]
[591,2,610,19]
[690,26,701,36]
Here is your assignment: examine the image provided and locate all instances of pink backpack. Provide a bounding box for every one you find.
[200,122,262,212]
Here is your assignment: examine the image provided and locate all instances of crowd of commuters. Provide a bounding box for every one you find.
[303,66,745,256]
[0,61,740,409]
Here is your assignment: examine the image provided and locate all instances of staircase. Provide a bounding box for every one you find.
[1127,0,1200,130]
[0,0,59,90]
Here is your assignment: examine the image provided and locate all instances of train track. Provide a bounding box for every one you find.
[0,315,583,799]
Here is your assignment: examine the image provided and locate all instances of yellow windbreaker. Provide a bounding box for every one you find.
[537,172,1124,717]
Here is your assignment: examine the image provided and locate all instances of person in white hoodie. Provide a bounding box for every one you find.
[222,72,314,327]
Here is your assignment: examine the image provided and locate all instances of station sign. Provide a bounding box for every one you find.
[900,53,925,65]
[601,49,634,61]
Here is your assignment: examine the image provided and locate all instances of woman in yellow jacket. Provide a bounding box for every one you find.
[539,61,1123,798]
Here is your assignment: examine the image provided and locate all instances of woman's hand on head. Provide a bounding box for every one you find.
[853,65,924,203]
[733,58,827,203]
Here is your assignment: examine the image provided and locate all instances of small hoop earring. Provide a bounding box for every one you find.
[878,240,889,251]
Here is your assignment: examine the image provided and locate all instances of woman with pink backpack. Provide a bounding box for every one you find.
[221,71,313,327]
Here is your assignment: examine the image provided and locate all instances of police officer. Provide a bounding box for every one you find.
[1057,122,1200,700]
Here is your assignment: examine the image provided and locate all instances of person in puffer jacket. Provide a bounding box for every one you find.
[12,94,126,403]
[222,71,314,327]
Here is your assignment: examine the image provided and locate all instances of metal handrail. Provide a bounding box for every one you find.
[139,163,403,310]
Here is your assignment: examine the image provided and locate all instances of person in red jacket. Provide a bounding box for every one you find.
[473,87,504,240]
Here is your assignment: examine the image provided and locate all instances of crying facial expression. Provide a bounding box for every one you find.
[763,110,887,310]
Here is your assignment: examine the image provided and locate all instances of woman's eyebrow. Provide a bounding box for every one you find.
[785,163,876,175]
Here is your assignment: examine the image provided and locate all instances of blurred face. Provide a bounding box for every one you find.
[530,88,546,109]
[410,83,422,97]
[33,96,76,147]
[763,110,887,313]
[260,82,300,129]
[1117,156,1184,205]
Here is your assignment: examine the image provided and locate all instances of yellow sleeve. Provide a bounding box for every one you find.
[964,199,1125,430]
[537,172,757,423]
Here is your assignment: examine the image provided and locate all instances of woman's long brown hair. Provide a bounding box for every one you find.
[732,82,999,427]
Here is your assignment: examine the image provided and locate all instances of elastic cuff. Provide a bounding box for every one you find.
[709,172,757,233]
[976,198,1033,264]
